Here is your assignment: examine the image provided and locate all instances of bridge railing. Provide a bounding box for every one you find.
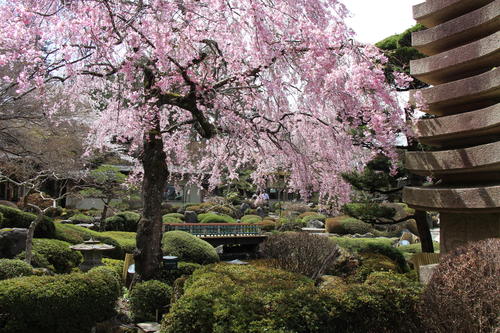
[163,223,262,237]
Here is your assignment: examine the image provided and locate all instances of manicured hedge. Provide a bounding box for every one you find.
[162,264,423,333]
[0,205,55,238]
[240,214,262,223]
[29,238,82,273]
[103,211,141,232]
[0,267,121,333]
[198,213,235,223]
[162,231,219,265]
[325,216,372,235]
[0,259,33,280]
[162,216,183,224]
[130,280,172,322]
[68,213,94,224]
[54,223,136,259]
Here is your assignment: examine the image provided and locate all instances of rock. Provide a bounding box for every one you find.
[0,228,27,258]
[239,202,250,216]
[306,219,324,228]
[256,206,265,218]
[351,233,362,238]
[215,245,224,254]
[75,223,95,229]
[60,219,74,224]
[184,210,197,223]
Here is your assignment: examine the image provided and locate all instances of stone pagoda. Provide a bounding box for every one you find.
[403,0,500,253]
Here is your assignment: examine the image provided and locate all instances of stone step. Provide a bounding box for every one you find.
[414,103,500,147]
[410,67,500,116]
[414,0,494,28]
[405,141,500,179]
[412,0,500,55]
[411,31,500,85]
[403,184,500,212]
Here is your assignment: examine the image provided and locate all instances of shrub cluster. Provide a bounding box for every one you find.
[17,238,82,273]
[0,259,33,280]
[419,238,500,333]
[156,261,202,285]
[259,232,340,279]
[240,214,262,224]
[325,216,372,235]
[68,213,94,224]
[161,231,219,265]
[161,264,422,333]
[130,280,172,322]
[197,213,235,223]
[103,211,141,232]
[0,267,121,333]
[162,215,183,224]
[0,205,55,238]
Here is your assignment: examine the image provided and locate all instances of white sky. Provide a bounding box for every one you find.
[344,0,423,44]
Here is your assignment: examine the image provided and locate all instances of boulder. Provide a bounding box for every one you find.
[239,202,250,216]
[184,211,198,223]
[306,219,324,229]
[0,228,27,258]
[256,206,265,218]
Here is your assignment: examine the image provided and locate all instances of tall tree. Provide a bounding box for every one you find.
[1,0,411,279]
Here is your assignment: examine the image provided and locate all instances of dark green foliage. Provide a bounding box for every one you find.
[0,213,4,225]
[198,213,235,223]
[102,258,125,279]
[0,267,121,333]
[162,231,219,265]
[156,262,202,285]
[68,213,94,224]
[322,271,423,332]
[162,216,183,224]
[350,253,398,283]
[130,280,172,322]
[54,223,135,259]
[16,251,52,270]
[0,205,55,238]
[0,259,33,280]
[302,213,326,223]
[103,211,140,231]
[29,238,82,273]
[420,238,500,333]
[330,236,394,252]
[359,242,409,273]
[161,264,423,333]
[376,24,427,90]
[163,213,184,220]
[342,203,395,222]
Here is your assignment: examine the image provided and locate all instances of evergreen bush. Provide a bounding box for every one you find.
[0,205,55,238]
[0,259,33,280]
[130,280,172,322]
[162,231,219,264]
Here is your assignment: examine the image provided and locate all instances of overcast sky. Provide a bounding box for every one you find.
[344,0,423,44]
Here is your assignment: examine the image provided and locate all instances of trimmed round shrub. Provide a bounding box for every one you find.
[350,253,398,282]
[0,259,33,280]
[161,264,325,333]
[0,205,55,238]
[325,216,372,234]
[0,268,121,333]
[198,213,235,223]
[359,242,409,273]
[259,220,277,232]
[68,213,94,224]
[240,214,262,223]
[156,262,202,285]
[162,216,183,224]
[419,238,500,333]
[102,258,125,279]
[27,238,82,273]
[161,231,219,264]
[163,213,184,220]
[129,280,172,322]
[103,211,140,232]
[302,213,326,224]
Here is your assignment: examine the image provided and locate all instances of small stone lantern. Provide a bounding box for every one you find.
[162,256,179,270]
[70,238,115,272]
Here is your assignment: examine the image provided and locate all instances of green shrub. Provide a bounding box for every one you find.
[54,223,135,259]
[26,239,82,273]
[15,251,52,271]
[102,258,125,278]
[161,263,326,333]
[163,213,184,220]
[0,205,55,238]
[259,220,277,232]
[322,271,423,332]
[103,211,140,232]
[198,213,235,223]
[331,236,394,252]
[162,216,183,224]
[68,213,94,224]
[0,259,33,280]
[325,216,371,234]
[240,214,262,223]
[0,212,4,225]
[162,231,219,265]
[130,280,172,322]
[350,253,398,282]
[156,262,202,285]
[302,213,326,224]
[0,268,121,333]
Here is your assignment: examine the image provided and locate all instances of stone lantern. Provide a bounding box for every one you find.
[70,238,115,272]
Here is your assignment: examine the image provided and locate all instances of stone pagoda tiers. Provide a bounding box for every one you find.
[403,0,500,253]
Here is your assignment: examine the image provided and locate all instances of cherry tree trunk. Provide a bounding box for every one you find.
[415,210,434,253]
[135,127,168,281]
